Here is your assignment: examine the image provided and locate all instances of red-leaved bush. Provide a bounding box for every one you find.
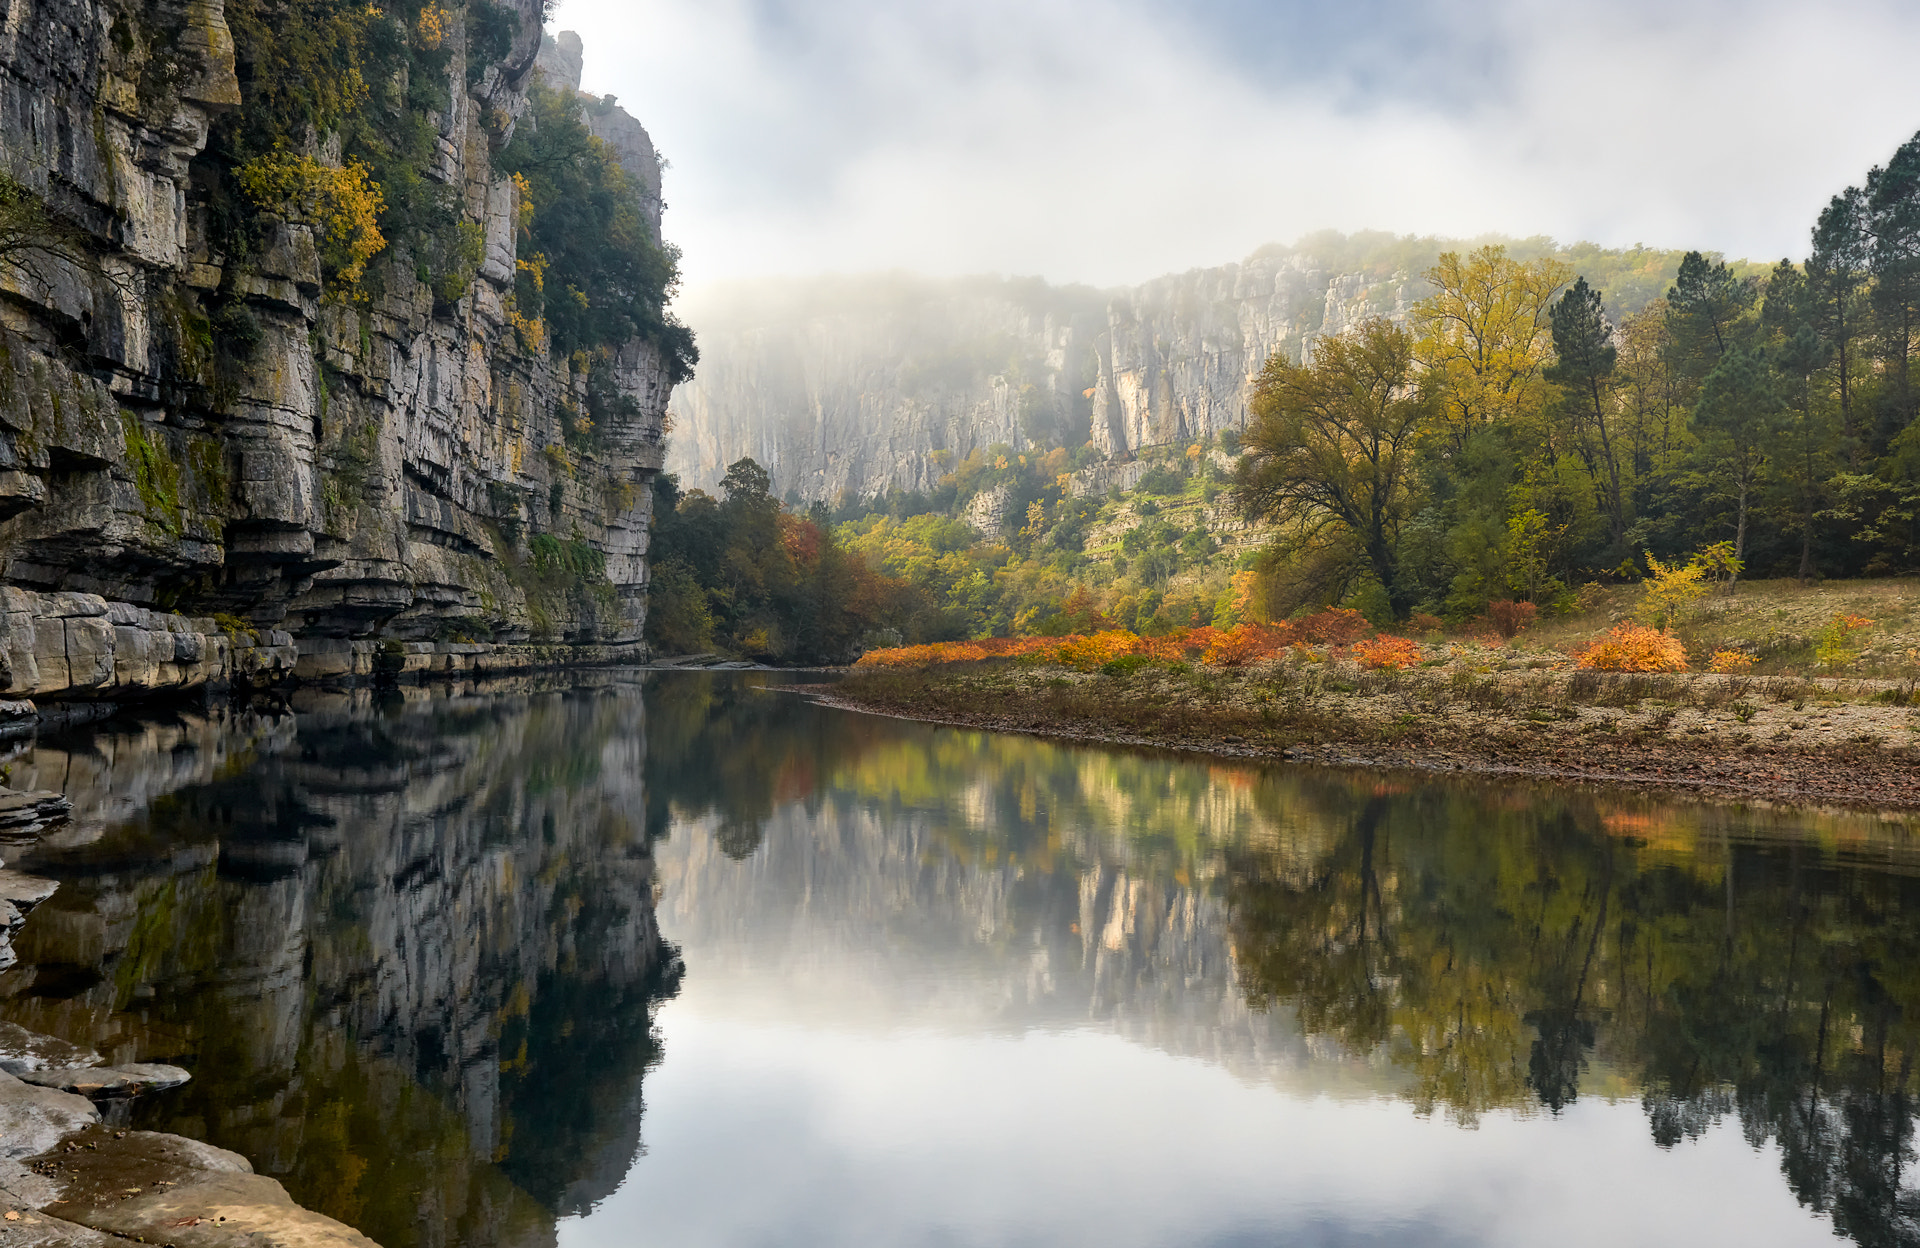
[1352,635,1423,670]
[1485,600,1538,639]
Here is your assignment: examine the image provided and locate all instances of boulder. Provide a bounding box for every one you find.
[0,1072,97,1161]
[0,870,59,912]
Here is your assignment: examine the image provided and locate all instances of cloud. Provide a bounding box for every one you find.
[550,0,1920,290]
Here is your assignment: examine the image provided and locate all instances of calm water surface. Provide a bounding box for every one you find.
[2,671,1917,1247]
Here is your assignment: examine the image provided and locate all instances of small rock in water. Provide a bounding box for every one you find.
[13,1066,189,1100]
[0,1025,101,1076]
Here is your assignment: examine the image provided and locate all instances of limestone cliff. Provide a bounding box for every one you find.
[0,4,682,691]
[666,250,1422,500]
[667,237,1698,503]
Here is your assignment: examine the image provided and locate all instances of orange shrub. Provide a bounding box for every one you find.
[860,618,1355,672]
[1201,623,1295,666]
[1352,635,1423,670]
[1295,608,1370,645]
[1054,630,1148,671]
[1707,649,1755,674]
[1574,624,1688,672]
[1485,600,1538,639]
[1408,612,1445,634]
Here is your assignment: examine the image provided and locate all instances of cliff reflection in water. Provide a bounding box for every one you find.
[643,674,1920,1248]
[0,673,1917,1248]
[0,677,678,1248]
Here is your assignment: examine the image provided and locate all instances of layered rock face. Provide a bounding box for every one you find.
[0,8,677,673]
[666,254,1422,500]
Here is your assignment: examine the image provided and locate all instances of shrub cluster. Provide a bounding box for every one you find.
[1574,624,1689,672]
[855,612,1411,672]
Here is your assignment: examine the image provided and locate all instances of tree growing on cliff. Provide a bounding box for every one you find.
[498,85,697,383]
[1233,320,1436,620]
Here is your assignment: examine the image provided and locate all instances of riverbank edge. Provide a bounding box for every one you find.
[0,586,663,739]
[800,670,1920,813]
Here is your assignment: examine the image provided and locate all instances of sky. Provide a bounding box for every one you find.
[550,0,1920,293]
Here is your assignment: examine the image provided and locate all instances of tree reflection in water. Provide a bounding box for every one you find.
[0,673,1915,1248]
[651,675,1920,1247]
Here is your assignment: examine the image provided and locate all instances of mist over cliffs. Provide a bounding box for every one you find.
[667,235,1703,502]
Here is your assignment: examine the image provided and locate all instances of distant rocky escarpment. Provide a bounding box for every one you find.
[0,7,683,706]
[667,236,1696,502]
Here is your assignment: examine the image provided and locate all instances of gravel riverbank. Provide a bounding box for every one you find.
[815,659,1920,811]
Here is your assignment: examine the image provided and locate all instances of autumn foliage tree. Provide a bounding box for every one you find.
[1234,320,1436,620]
[1414,245,1569,450]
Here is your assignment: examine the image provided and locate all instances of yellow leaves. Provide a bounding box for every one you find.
[1635,550,1709,628]
[234,153,386,289]
[511,172,535,231]
[1635,543,1738,629]
[415,2,450,48]
[1413,245,1570,443]
[509,253,549,349]
[1575,623,1688,672]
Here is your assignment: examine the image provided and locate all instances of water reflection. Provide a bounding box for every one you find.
[633,673,1920,1248]
[0,673,1916,1247]
[0,677,677,1248]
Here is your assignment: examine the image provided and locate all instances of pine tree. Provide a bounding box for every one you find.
[1807,186,1871,462]
[1665,252,1755,391]
[1545,278,1625,548]
[1694,344,1783,568]
[1867,132,1920,450]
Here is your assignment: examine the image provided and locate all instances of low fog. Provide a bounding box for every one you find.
[552,0,1920,290]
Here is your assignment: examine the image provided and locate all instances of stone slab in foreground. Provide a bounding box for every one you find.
[31,1128,379,1248]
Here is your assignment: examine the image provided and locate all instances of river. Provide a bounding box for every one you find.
[1,671,1916,1247]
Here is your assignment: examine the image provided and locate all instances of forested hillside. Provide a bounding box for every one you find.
[649,132,1920,661]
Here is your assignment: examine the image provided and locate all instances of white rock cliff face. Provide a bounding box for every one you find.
[668,255,1424,500]
[0,9,677,680]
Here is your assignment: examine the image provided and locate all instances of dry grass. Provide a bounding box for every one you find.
[1523,577,1920,678]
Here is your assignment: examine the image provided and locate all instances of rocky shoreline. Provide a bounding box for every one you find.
[813,662,1920,812]
[0,585,653,744]
[0,801,373,1246]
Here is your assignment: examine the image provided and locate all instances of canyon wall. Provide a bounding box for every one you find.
[666,250,1425,501]
[0,6,677,686]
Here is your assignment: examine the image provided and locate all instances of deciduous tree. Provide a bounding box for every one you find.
[1413,246,1570,451]
[1234,319,1435,619]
